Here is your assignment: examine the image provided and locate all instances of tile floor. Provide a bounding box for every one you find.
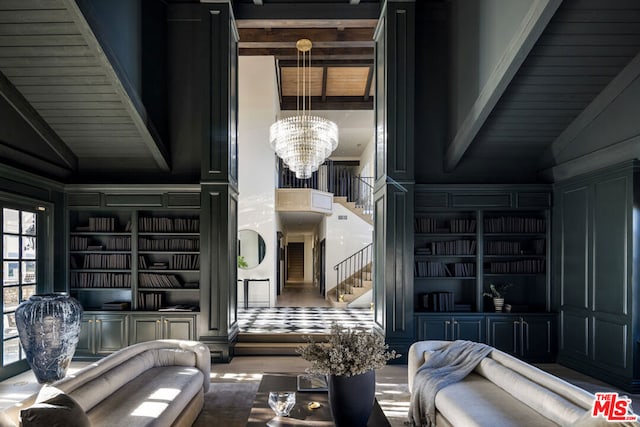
[238,306,374,333]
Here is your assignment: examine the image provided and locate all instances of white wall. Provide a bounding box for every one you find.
[322,202,373,295]
[238,56,279,307]
[358,135,375,178]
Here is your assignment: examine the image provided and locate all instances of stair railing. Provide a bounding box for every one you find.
[277,159,374,216]
[333,243,373,302]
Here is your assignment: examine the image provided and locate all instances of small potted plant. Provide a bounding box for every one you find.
[297,323,399,427]
[483,283,512,312]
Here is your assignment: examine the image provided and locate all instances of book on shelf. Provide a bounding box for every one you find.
[101,301,131,310]
[158,305,198,312]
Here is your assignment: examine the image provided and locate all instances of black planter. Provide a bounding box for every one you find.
[327,370,375,427]
[15,294,83,384]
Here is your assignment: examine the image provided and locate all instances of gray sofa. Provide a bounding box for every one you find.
[1,339,210,427]
[408,340,600,427]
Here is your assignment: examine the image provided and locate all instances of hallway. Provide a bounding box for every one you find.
[275,280,330,307]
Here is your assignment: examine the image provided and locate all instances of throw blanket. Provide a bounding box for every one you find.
[409,340,493,427]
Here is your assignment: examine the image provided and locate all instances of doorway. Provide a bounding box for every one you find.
[286,242,304,281]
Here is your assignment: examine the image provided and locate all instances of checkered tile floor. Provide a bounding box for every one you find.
[237,307,374,334]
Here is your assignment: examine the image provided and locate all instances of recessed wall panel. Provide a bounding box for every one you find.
[561,311,588,356]
[593,177,627,314]
[593,317,627,370]
[561,187,588,309]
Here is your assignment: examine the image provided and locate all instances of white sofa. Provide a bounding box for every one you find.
[1,339,210,427]
[408,340,600,427]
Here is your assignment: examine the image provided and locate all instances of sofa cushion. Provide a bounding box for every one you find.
[20,386,90,427]
[85,365,203,427]
[435,373,560,427]
[475,357,586,425]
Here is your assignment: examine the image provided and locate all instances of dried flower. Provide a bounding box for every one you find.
[296,323,400,377]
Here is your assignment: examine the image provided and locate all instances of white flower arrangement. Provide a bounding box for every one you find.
[297,323,399,377]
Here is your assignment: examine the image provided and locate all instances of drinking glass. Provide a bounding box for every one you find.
[268,391,296,417]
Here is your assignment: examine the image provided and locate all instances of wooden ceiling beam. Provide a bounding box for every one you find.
[238,27,375,43]
[364,64,373,101]
[233,3,380,21]
[321,66,328,102]
[279,58,373,67]
[280,96,373,110]
[239,47,374,59]
[236,19,379,29]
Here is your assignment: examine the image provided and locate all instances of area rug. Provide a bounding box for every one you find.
[193,376,411,427]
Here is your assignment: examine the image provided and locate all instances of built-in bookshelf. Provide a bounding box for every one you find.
[136,213,200,311]
[413,195,550,314]
[482,212,548,313]
[69,210,200,313]
[414,211,478,312]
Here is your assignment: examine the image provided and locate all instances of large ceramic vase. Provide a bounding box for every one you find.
[15,294,83,384]
[327,370,375,427]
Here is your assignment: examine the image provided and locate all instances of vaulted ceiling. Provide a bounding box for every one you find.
[0,0,639,182]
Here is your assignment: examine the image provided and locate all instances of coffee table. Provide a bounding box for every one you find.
[247,374,391,426]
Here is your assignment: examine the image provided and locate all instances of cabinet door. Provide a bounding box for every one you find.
[75,316,95,356]
[416,316,453,341]
[130,316,162,344]
[163,316,195,340]
[522,315,555,362]
[452,315,484,342]
[95,315,127,355]
[486,315,519,356]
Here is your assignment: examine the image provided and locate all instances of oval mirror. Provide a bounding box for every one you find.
[238,229,266,269]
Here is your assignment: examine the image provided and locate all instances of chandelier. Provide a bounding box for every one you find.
[270,39,339,179]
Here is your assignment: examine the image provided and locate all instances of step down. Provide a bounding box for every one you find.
[234,332,331,356]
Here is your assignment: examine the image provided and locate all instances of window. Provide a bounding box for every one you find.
[2,207,37,366]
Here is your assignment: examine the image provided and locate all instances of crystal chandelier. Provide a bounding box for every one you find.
[270,39,338,179]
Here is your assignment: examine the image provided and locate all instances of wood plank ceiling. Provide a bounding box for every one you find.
[237,18,377,110]
[460,0,640,178]
[0,0,168,173]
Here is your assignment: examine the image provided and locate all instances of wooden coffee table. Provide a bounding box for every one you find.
[247,374,391,426]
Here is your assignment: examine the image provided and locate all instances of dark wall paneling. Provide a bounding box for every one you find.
[517,192,551,208]
[414,191,448,209]
[373,192,386,330]
[104,194,163,207]
[592,316,628,372]
[561,311,589,358]
[561,187,588,309]
[555,160,639,392]
[67,192,101,208]
[167,4,203,180]
[387,2,415,181]
[167,192,200,208]
[374,13,385,182]
[593,176,628,314]
[451,193,511,208]
[202,188,221,333]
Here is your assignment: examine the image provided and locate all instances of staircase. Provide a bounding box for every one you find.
[234,333,331,356]
[333,196,373,225]
[329,244,373,308]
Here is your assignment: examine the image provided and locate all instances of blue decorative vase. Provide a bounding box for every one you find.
[15,294,83,384]
[328,370,375,427]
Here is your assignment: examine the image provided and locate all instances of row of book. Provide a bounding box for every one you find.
[137,255,200,270]
[414,261,475,278]
[421,292,456,312]
[485,239,545,255]
[71,254,131,269]
[138,292,164,311]
[415,240,477,256]
[484,217,545,233]
[71,272,131,288]
[70,236,131,251]
[138,217,199,233]
[139,273,182,288]
[415,217,477,234]
[101,301,131,311]
[74,217,132,232]
[138,238,199,251]
[487,259,545,274]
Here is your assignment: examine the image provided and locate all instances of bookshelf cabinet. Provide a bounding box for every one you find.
[413,185,554,362]
[68,209,200,313]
